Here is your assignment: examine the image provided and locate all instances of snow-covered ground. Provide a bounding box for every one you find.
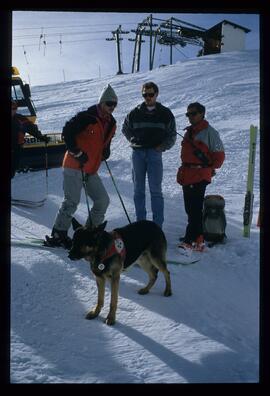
[11,49,260,383]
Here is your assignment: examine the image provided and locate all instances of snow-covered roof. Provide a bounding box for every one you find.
[210,19,251,34]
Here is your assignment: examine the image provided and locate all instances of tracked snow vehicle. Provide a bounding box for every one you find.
[12,67,66,170]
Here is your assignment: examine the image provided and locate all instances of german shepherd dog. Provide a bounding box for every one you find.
[69,219,172,325]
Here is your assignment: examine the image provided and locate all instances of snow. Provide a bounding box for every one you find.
[11,49,260,383]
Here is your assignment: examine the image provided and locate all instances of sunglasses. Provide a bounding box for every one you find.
[185,111,199,117]
[142,92,155,98]
[105,101,117,107]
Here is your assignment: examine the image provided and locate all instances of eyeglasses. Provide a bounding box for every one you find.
[105,101,117,107]
[142,92,155,98]
[185,111,198,117]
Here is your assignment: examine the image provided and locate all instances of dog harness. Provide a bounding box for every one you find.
[98,231,126,271]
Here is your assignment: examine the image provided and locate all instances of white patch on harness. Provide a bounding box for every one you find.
[98,263,105,271]
[114,238,124,254]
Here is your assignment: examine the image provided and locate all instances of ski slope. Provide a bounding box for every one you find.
[11,49,260,383]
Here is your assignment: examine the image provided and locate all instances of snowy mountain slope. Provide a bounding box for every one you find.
[11,50,260,383]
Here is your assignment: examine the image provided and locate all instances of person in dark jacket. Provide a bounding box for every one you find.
[44,84,118,249]
[11,100,49,178]
[122,82,176,228]
[177,102,225,251]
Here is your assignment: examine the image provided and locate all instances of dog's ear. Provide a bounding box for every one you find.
[96,221,107,232]
[71,217,82,231]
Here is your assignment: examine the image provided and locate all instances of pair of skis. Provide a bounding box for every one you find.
[11,237,201,265]
[12,162,49,208]
[11,197,46,208]
[11,236,61,250]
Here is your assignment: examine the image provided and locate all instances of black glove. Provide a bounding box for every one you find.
[40,134,50,143]
[130,136,143,147]
[130,136,139,144]
[72,151,88,168]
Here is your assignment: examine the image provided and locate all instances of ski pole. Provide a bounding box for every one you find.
[44,140,48,196]
[104,160,131,224]
[81,170,91,218]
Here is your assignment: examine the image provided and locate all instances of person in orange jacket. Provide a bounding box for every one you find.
[177,102,225,251]
[45,84,118,249]
[11,99,49,178]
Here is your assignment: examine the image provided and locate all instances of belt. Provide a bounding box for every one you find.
[182,163,205,169]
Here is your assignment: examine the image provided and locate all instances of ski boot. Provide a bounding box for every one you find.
[44,227,72,249]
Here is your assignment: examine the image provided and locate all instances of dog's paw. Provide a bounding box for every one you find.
[85,310,99,320]
[105,316,115,326]
[138,287,149,295]
[164,289,172,297]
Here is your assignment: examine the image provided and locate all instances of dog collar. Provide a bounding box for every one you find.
[98,231,126,271]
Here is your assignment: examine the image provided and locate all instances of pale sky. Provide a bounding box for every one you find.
[12,11,259,86]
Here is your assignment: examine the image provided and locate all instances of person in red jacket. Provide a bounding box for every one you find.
[11,99,49,178]
[177,102,225,251]
[45,84,118,249]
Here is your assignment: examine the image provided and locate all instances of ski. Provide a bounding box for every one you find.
[12,201,44,208]
[243,125,258,237]
[12,197,46,205]
[167,258,200,266]
[11,239,55,249]
[26,235,71,250]
[11,197,46,208]
[11,238,200,264]
[25,236,46,242]
[11,238,66,251]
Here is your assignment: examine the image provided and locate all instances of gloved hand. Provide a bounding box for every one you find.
[130,136,142,147]
[130,136,139,144]
[40,134,50,143]
[155,145,164,152]
[73,151,88,168]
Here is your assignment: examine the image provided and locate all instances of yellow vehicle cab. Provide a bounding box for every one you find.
[12,67,66,170]
[12,66,36,123]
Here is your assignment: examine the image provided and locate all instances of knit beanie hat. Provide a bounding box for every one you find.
[98,84,118,104]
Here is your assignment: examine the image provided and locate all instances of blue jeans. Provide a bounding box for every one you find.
[132,148,164,228]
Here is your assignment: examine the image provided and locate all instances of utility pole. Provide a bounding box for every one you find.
[106,25,129,75]
[149,14,153,70]
[129,26,145,73]
[151,28,159,70]
[132,15,157,72]
[129,32,138,73]
[170,17,173,65]
[136,33,144,72]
